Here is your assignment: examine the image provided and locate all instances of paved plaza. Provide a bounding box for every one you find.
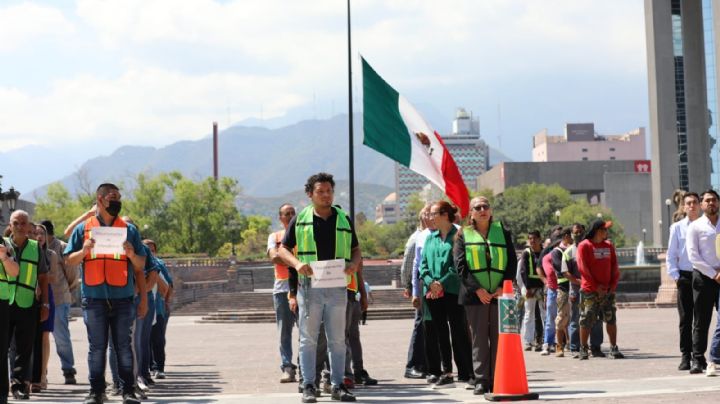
[18,307,720,403]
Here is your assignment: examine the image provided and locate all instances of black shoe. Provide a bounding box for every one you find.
[679,357,691,371]
[143,375,156,386]
[302,384,318,403]
[123,391,141,404]
[355,369,378,386]
[608,345,625,359]
[108,383,122,396]
[64,370,78,385]
[331,384,357,402]
[426,374,439,384]
[11,385,29,400]
[404,368,426,379]
[690,361,704,374]
[473,383,487,395]
[134,385,148,399]
[84,391,104,404]
[591,347,606,358]
[431,374,455,389]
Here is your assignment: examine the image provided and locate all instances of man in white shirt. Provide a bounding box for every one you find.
[686,189,720,375]
[667,192,701,371]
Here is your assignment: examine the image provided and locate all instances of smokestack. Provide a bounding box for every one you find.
[213,122,219,180]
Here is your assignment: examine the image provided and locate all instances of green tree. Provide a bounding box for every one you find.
[558,200,625,247]
[33,182,88,237]
[236,215,272,258]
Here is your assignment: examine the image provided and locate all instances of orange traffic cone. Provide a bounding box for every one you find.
[485,280,539,401]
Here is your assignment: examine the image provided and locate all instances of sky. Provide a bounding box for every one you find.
[0,0,649,189]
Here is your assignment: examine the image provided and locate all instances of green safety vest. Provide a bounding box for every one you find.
[295,205,354,288]
[464,222,509,293]
[553,246,569,284]
[524,248,541,279]
[0,237,14,301]
[8,239,40,308]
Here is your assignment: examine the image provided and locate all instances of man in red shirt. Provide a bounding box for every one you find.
[576,219,624,360]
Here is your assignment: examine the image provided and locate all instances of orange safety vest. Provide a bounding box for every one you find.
[83,216,130,287]
[273,230,290,281]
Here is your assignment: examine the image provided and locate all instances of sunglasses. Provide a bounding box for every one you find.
[472,204,491,211]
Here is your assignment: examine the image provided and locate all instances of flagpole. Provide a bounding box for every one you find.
[347,0,355,222]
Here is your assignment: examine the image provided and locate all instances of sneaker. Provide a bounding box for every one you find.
[464,378,476,390]
[83,391,104,404]
[302,384,318,403]
[143,375,156,386]
[354,369,378,386]
[591,347,606,358]
[571,350,580,359]
[555,344,564,358]
[404,368,426,379]
[426,374,439,384]
[342,377,355,389]
[331,384,356,402]
[64,374,77,385]
[136,377,149,392]
[540,344,550,356]
[706,363,718,377]
[579,345,589,360]
[134,385,148,400]
[155,371,166,380]
[431,374,455,389]
[122,391,141,404]
[321,380,332,394]
[549,344,556,353]
[281,367,297,383]
[608,345,625,359]
[524,343,533,351]
[109,383,122,396]
[534,344,543,352]
[11,385,29,400]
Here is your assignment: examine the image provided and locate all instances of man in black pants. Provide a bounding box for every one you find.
[686,189,720,374]
[667,192,701,370]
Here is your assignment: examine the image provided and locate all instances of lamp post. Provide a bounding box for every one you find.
[0,184,20,226]
[665,198,672,226]
[596,212,603,219]
[554,209,561,225]
[642,228,647,244]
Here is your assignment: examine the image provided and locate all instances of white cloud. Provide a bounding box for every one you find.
[0,0,647,152]
[0,67,307,147]
[0,2,75,51]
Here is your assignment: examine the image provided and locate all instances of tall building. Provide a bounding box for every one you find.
[395,108,490,213]
[645,0,717,246]
[532,123,646,162]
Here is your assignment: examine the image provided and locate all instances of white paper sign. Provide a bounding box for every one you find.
[91,227,127,255]
[310,259,347,289]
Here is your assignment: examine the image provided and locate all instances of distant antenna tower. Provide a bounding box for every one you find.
[497,103,503,150]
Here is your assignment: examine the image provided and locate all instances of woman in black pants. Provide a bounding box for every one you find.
[419,201,473,389]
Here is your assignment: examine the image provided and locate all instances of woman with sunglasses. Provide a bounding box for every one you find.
[454,196,516,395]
[419,201,473,389]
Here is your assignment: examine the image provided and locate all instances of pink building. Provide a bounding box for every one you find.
[532,123,646,162]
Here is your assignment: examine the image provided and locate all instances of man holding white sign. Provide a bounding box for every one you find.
[64,183,148,404]
[278,172,362,403]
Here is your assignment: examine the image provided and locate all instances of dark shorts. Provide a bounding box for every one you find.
[579,291,616,328]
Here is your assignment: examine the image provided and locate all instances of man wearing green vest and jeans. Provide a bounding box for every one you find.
[0,235,20,404]
[278,173,362,403]
[6,210,50,400]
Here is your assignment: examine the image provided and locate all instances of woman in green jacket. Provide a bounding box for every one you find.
[419,201,473,389]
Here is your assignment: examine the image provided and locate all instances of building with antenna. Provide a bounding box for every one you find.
[391,108,490,215]
[532,123,646,163]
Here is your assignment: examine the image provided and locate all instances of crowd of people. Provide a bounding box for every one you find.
[0,183,174,404]
[266,172,629,402]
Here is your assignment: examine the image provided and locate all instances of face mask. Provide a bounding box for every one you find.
[107,200,122,217]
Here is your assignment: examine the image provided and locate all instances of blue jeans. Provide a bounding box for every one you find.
[569,294,580,351]
[135,293,156,379]
[273,292,297,371]
[297,286,347,387]
[151,313,169,372]
[708,292,720,364]
[53,303,75,373]
[544,289,557,346]
[83,297,136,395]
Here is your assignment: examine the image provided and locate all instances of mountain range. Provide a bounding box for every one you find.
[4,114,512,220]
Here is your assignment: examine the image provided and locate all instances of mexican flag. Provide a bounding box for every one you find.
[361,57,470,217]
